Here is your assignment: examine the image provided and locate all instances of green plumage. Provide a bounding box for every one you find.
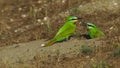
[87,23,105,39]
[43,16,79,47]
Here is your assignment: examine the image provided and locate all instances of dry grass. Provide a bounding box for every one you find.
[0,0,95,46]
[0,0,119,46]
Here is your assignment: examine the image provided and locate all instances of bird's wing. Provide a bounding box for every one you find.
[95,29,105,37]
[55,22,69,36]
[89,28,104,38]
[54,23,76,41]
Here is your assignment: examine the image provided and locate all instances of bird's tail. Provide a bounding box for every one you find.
[41,39,56,47]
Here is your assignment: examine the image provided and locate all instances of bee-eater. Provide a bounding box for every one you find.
[86,23,105,39]
[41,16,82,47]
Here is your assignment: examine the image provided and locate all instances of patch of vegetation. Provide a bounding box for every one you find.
[81,45,95,55]
[90,58,112,68]
[110,44,120,57]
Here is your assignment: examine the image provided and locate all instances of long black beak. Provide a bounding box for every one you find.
[77,18,82,20]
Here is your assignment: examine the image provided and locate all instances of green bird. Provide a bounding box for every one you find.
[41,16,81,47]
[86,23,105,39]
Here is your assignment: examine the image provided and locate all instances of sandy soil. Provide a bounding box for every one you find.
[0,38,106,67]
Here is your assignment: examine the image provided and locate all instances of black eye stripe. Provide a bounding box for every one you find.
[88,24,94,27]
[68,18,77,21]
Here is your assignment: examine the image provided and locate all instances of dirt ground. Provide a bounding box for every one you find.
[0,0,120,68]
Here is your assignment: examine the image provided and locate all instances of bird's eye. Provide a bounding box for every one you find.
[71,18,77,20]
[88,24,95,27]
[68,18,76,21]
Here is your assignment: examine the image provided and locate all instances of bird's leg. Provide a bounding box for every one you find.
[65,36,72,41]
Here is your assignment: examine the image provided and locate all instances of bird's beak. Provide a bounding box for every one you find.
[74,17,82,24]
[77,18,82,20]
[77,17,82,24]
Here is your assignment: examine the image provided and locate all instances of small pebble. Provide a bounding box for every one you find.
[41,44,45,47]
[21,14,27,18]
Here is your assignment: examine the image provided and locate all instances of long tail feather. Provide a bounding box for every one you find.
[41,39,56,47]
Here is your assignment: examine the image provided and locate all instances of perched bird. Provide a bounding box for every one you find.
[41,16,82,47]
[86,23,105,39]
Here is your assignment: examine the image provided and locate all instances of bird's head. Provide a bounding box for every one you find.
[66,16,82,24]
[86,23,97,29]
